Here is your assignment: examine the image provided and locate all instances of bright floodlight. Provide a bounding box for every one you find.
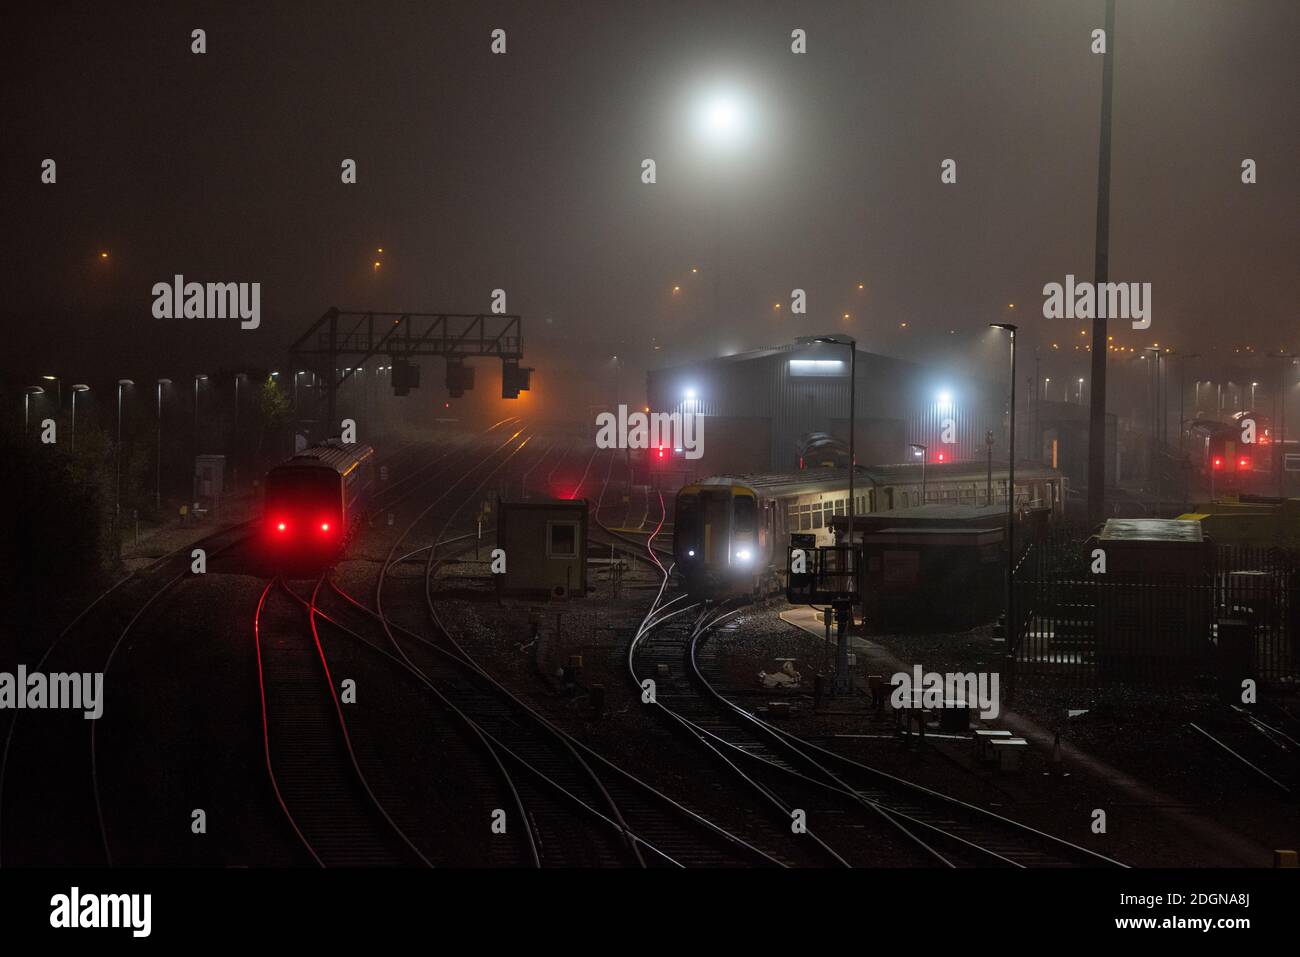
[696,89,751,148]
[937,390,953,406]
[684,387,698,400]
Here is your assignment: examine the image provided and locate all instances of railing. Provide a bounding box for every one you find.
[1012,536,1298,686]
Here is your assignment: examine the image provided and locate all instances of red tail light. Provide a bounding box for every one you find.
[1212,457,1223,470]
[1238,457,1249,470]
[936,451,946,463]
[276,521,287,532]
[320,522,331,532]
[657,446,665,459]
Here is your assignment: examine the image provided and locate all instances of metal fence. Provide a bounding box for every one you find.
[1011,531,1299,687]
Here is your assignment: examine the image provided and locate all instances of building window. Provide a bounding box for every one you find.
[546,521,579,558]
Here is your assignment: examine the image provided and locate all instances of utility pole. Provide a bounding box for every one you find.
[1087,0,1117,526]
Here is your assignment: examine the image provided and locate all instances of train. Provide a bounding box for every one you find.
[1187,419,1266,492]
[262,440,376,570]
[672,461,1065,597]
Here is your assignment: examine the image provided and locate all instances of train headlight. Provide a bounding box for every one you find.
[736,548,752,562]
[687,549,695,557]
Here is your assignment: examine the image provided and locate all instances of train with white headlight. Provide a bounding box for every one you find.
[672,462,1065,598]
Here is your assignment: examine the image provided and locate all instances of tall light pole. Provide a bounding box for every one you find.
[70,384,89,451]
[232,373,246,489]
[1087,0,1117,527]
[156,378,171,511]
[193,373,208,439]
[990,323,1017,649]
[797,334,857,694]
[1166,353,1200,458]
[42,375,61,414]
[1145,346,1166,507]
[909,444,927,505]
[23,386,45,436]
[1268,352,1298,496]
[116,379,134,529]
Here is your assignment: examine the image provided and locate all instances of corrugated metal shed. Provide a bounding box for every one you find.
[646,341,1005,472]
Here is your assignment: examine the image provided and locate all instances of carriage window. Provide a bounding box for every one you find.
[811,505,823,529]
[734,495,757,534]
[835,499,845,516]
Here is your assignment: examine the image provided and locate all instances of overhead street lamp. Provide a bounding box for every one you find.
[694,86,755,353]
[23,386,45,436]
[156,378,172,511]
[42,375,61,412]
[797,333,857,694]
[1268,352,1299,496]
[989,323,1018,650]
[193,374,208,438]
[233,373,246,489]
[909,444,928,505]
[116,379,135,530]
[70,384,89,451]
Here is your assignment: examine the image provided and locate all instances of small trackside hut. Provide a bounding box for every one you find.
[496,499,589,600]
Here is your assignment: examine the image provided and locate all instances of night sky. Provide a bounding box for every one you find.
[2,0,1295,410]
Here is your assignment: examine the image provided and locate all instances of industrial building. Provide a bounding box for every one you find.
[645,341,1007,475]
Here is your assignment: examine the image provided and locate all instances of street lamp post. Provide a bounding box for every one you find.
[233,373,245,489]
[798,334,856,695]
[990,323,1018,650]
[116,379,134,532]
[1269,353,1298,496]
[156,378,172,511]
[23,386,45,436]
[909,444,927,505]
[70,384,89,451]
[42,376,61,415]
[193,374,208,436]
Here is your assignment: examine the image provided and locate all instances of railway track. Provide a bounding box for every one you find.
[0,519,255,866]
[0,433,482,867]
[253,578,431,866]
[685,607,1128,868]
[615,482,1126,869]
[362,430,777,866]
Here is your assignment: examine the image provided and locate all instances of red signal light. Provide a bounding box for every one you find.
[320,522,330,532]
[657,446,665,459]
[276,521,287,532]
[936,450,946,463]
[1212,457,1223,470]
[1238,457,1249,470]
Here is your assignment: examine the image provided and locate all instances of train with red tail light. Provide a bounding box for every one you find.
[262,440,376,570]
